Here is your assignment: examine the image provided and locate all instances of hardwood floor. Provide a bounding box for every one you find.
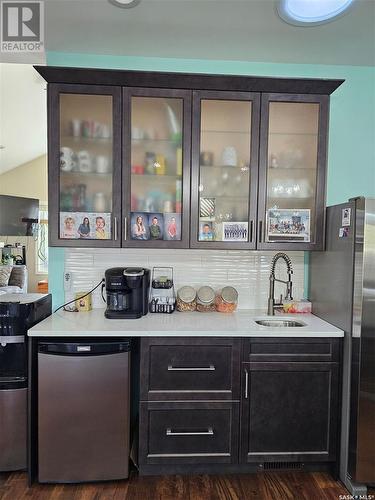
[0,471,349,500]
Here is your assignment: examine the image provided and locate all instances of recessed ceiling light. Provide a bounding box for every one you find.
[277,0,356,26]
[108,0,141,8]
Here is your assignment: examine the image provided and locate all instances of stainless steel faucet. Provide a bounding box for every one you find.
[267,252,293,315]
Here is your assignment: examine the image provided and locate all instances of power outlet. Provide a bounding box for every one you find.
[64,272,73,291]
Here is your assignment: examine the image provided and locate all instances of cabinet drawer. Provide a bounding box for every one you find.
[139,401,239,465]
[244,338,340,362]
[140,338,240,400]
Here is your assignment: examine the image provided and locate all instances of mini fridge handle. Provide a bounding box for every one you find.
[38,341,131,356]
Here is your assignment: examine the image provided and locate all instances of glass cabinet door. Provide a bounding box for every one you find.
[123,88,191,247]
[191,91,260,249]
[258,94,328,250]
[50,84,121,246]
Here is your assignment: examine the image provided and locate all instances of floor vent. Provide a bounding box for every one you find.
[262,462,303,471]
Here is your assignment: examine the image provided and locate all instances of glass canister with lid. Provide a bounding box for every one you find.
[176,286,197,312]
[215,286,238,313]
[196,286,216,312]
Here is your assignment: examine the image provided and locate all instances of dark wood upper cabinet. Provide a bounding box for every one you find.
[122,88,191,248]
[48,83,122,247]
[257,93,329,251]
[190,91,260,249]
[40,67,342,249]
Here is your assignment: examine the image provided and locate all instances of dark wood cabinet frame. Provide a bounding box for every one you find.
[48,83,122,247]
[190,90,260,250]
[122,87,192,248]
[257,93,329,251]
[240,360,339,464]
[39,66,343,250]
[138,336,342,475]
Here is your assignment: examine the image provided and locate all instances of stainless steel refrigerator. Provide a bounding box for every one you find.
[309,197,375,495]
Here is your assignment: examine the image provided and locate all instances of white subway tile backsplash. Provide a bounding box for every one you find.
[65,248,305,310]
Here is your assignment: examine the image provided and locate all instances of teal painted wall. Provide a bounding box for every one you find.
[47,52,375,307]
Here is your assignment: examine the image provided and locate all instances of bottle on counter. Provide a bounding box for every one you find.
[215,286,238,313]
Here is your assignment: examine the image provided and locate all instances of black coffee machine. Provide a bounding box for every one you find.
[104,267,150,319]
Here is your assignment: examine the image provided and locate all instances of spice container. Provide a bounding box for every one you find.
[176,286,196,312]
[215,286,238,313]
[196,286,216,312]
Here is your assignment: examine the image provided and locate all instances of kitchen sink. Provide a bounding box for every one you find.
[255,319,306,327]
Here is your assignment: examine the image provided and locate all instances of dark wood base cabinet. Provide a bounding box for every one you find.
[139,401,239,466]
[138,337,341,476]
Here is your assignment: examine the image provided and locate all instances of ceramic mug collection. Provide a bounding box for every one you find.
[60,148,111,174]
[70,119,111,140]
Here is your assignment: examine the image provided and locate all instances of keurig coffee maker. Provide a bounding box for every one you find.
[104,267,150,319]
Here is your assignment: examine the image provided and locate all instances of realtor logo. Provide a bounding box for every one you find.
[1,1,44,52]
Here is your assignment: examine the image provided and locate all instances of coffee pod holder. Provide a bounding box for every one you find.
[149,267,176,314]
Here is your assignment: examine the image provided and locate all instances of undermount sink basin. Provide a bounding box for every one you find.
[255,319,306,327]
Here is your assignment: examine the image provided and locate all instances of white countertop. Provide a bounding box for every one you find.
[28,309,344,338]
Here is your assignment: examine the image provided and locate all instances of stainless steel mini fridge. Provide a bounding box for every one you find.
[38,340,131,483]
[310,197,375,495]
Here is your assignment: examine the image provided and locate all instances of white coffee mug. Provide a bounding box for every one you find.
[95,155,110,174]
[60,147,76,172]
[101,124,111,139]
[93,192,107,212]
[221,146,237,167]
[77,150,92,173]
[71,119,81,137]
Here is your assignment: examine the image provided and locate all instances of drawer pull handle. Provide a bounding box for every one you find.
[167,365,215,371]
[166,427,214,437]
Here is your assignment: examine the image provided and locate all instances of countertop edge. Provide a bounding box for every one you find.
[27,310,344,338]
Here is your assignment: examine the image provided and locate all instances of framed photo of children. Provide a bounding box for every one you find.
[164,213,181,241]
[267,208,310,242]
[60,213,112,240]
[199,221,214,241]
[222,222,249,242]
[130,213,150,240]
[148,213,164,240]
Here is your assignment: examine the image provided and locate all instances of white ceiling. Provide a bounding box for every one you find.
[0,64,47,174]
[44,0,375,66]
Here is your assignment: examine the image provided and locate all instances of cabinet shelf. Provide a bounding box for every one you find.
[132,173,182,180]
[201,129,250,135]
[268,166,316,172]
[268,132,318,137]
[200,195,248,200]
[200,165,249,170]
[131,138,181,146]
[60,170,112,178]
[61,135,112,144]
